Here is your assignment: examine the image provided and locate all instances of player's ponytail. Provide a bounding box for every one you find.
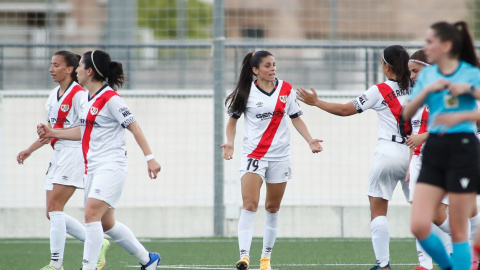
[431,21,480,67]
[226,50,273,114]
[83,50,126,90]
[54,50,81,83]
[383,45,410,91]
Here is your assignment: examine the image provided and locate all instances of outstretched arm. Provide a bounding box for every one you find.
[221,117,238,160]
[297,87,358,116]
[126,121,161,179]
[291,116,323,153]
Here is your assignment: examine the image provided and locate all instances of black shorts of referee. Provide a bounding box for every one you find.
[418,132,480,193]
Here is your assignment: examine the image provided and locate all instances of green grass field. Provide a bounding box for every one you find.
[1,237,439,270]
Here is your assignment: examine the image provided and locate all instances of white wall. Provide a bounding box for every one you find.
[0,90,413,238]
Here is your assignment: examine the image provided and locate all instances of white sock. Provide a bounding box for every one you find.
[370,216,389,267]
[416,239,433,269]
[434,221,452,255]
[438,215,451,234]
[238,209,256,258]
[470,213,480,241]
[105,221,150,265]
[262,211,279,259]
[65,214,86,242]
[83,221,104,269]
[49,211,66,269]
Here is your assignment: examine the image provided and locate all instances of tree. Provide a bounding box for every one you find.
[138,0,213,40]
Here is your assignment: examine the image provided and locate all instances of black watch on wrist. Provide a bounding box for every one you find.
[469,84,476,95]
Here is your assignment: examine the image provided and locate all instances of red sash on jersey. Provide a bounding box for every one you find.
[413,106,429,156]
[247,82,291,160]
[82,91,119,173]
[50,85,85,149]
[377,83,412,137]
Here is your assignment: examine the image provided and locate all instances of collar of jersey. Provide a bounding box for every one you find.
[435,61,463,78]
[89,84,108,101]
[56,80,75,101]
[254,79,278,97]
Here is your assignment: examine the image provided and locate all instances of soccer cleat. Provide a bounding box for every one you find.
[96,239,111,270]
[140,252,161,270]
[236,256,250,270]
[411,266,432,270]
[260,257,271,270]
[40,265,64,270]
[369,263,392,270]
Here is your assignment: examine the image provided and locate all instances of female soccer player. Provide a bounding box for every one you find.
[16,51,109,270]
[406,50,452,270]
[403,21,480,270]
[297,45,411,270]
[221,50,323,270]
[37,50,161,270]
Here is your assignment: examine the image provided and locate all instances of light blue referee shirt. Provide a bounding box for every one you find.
[409,61,480,134]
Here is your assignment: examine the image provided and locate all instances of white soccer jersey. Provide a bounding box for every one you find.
[352,79,411,142]
[80,85,135,174]
[45,81,86,149]
[230,79,302,161]
[411,105,429,156]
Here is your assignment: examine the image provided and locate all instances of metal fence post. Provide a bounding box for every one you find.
[213,0,225,237]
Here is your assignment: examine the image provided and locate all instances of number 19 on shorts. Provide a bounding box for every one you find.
[246,158,259,172]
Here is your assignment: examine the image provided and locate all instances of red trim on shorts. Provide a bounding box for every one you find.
[82,90,118,174]
[247,81,291,160]
[51,84,85,148]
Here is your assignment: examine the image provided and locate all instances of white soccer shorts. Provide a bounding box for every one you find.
[84,165,127,208]
[367,140,410,201]
[239,156,292,184]
[44,146,85,190]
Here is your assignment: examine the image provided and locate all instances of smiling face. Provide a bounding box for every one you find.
[423,28,451,64]
[49,54,72,84]
[252,55,276,83]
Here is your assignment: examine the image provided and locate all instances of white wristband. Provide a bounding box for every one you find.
[145,154,155,162]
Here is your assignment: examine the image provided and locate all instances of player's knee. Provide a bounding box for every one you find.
[243,202,258,212]
[265,204,280,213]
[411,220,430,239]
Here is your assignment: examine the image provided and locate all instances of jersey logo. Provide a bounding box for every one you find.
[60,104,70,112]
[90,107,99,115]
[279,95,287,103]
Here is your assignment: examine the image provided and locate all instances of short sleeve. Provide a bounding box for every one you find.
[227,106,241,119]
[287,90,302,118]
[72,91,87,118]
[352,85,380,113]
[107,95,136,128]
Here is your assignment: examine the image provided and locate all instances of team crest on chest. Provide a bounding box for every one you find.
[60,104,70,112]
[90,107,99,115]
[279,95,287,103]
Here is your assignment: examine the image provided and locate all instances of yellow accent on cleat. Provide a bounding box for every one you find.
[236,256,250,270]
[260,257,271,270]
[96,239,111,270]
[40,265,64,270]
